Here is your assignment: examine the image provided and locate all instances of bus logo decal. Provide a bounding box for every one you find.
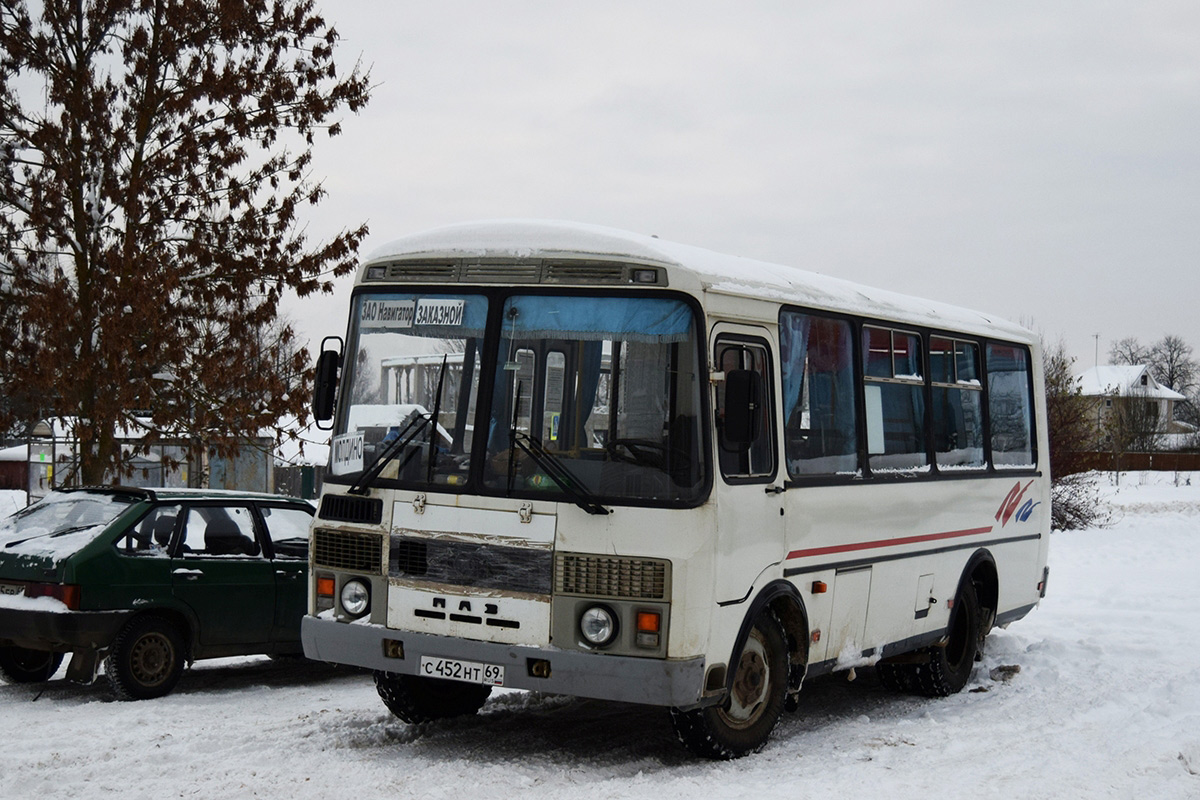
[996,480,1039,526]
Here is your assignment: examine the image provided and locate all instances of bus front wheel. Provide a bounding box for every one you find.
[374,671,492,724]
[670,610,788,759]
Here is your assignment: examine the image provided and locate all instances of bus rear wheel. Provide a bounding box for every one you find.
[881,583,982,698]
[670,610,788,759]
[374,671,492,723]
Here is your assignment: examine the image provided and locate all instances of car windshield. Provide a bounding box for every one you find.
[1,491,137,550]
[481,294,706,505]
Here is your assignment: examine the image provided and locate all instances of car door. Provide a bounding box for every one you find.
[170,502,275,647]
[257,502,313,645]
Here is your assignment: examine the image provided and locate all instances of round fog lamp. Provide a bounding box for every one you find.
[340,579,370,616]
[580,606,616,646]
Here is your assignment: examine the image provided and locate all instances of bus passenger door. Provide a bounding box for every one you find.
[712,328,786,604]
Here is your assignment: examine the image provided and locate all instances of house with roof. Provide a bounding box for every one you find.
[1078,365,1191,449]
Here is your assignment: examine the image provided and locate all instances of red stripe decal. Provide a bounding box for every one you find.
[785,526,995,561]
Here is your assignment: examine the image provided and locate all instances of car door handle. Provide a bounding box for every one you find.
[172,568,204,580]
[275,570,301,580]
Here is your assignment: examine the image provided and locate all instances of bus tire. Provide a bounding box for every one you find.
[913,582,982,698]
[0,646,64,684]
[876,661,917,694]
[669,609,788,759]
[374,671,492,724]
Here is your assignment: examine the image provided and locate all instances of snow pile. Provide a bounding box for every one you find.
[1,472,1198,798]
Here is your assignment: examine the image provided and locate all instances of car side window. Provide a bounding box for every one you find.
[260,505,313,560]
[178,505,263,558]
[118,504,182,555]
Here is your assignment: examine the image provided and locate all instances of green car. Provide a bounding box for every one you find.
[0,487,313,699]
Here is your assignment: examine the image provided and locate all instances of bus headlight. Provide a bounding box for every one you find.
[340,579,370,617]
[580,605,617,646]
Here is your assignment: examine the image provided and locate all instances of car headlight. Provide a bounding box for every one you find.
[340,579,370,617]
[579,605,617,646]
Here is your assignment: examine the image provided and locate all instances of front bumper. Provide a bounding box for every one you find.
[0,606,133,653]
[302,615,707,709]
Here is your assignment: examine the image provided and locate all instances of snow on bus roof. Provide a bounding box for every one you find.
[366,220,1031,341]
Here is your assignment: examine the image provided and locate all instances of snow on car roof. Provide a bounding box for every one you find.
[364,219,1032,342]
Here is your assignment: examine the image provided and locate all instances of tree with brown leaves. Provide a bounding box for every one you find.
[0,0,370,484]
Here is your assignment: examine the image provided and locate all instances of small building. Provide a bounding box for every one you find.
[1078,365,1189,448]
[24,417,274,503]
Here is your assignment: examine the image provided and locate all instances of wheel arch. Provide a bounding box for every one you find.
[958,548,999,633]
[726,580,809,697]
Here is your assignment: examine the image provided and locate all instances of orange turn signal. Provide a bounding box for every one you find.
[636,611,661,633]
[316,576,335,597]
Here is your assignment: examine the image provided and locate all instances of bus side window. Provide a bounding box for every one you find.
[780,311,859,477]
[987,343,1036,469]
[931,337,985,470]
[715,340,775,480]
[862,326,927,474]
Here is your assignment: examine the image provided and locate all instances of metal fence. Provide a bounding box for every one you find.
[1073,451,1200,473]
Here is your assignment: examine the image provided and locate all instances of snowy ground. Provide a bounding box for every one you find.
[2,473,1199,799]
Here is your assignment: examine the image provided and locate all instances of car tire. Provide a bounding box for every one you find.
[105,615,186,700]
[670,609,789,759]
[0,645,64,684]
[374,671,492,723]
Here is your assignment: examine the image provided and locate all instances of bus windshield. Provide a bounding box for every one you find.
[482,294,706,505]
[329,291,707,506]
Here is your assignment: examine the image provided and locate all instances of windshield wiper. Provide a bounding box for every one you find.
[347,354,450,496]
[347,413,431,495]
[426,355,449,484]
[4,524,97,548]
[509,431,610,516]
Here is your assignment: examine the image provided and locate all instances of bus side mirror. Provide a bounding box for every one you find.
[313,337,343,428]
[723,369,763,445]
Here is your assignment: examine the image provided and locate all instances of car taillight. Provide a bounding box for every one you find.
[25,583,81,610]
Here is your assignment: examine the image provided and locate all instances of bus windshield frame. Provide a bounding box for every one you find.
[326,287,711,509]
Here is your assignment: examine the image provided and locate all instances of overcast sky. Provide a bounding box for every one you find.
[286,1,1200,373]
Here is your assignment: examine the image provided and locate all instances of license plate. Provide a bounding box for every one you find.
[419,655,505,686]
[0,582,23,597]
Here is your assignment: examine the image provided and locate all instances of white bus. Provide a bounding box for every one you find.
[302,221,1049,759]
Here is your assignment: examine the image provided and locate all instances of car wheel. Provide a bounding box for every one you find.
[0,645,64,684]
[374,671,492,723]
[106,615,185,700]
[670,609,789,759]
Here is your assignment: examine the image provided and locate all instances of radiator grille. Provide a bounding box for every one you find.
[313,529,384,574]
[554,553,669,600]
[318,494,382,525]
[390,535,551,595]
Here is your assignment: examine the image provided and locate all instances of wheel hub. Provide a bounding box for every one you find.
[130,634,172,686]
[721,631,770,728]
